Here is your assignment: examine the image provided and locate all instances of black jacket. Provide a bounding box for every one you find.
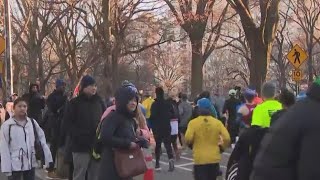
[43,90,68,142]
[227,126,268,180]
[250,83,320,180]
[62,93,105,152]
[149,98,173,136]
[223,97,241,121]
[47,90,68,114]
[22,85,45,122]
[98,87,138,180]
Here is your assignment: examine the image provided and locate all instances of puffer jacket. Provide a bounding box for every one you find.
[250,82,320,180]
[0,117,52,175]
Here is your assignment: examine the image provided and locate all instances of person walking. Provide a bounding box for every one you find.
[22,84,45,123]
[223,89,242,143]
[185,98,230,180]
[62,75,105,180]
[178,93,193,149]
[149,87,175,171]
[0,98,53,180]
[168,97,181,160]
[45,79,68,178]
[98,87,149,180]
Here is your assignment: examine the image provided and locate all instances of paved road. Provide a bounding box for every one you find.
[134,147,232,180]
[0,172,42,180]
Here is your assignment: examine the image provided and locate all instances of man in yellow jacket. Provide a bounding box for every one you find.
[185,98,230,180]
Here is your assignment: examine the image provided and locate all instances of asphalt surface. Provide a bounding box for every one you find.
[134,147,233,180]
[0,147,233,180]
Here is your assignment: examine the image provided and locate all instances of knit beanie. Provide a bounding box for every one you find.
[56,79,66,88]
[197,98,211,110]
[262,82,276,99]
[80,75,96,89]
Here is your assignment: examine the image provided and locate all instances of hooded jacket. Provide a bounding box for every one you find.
[149,91,173,135]
[62,93,105,152]
[98,87,139,180]
[250,82,320,180]
[0,117,52,175]
[22,84,45,122]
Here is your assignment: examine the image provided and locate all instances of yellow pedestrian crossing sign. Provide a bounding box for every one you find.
[287,44,308,69]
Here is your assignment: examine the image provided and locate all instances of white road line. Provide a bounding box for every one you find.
[180,156,194,161]
[152,160,193,172]
[176,162,194,167]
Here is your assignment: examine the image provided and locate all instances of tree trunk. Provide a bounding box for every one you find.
[248,39,270,95]
[111,45,120,92]
[190,39,204,98]
[307,34,314,83]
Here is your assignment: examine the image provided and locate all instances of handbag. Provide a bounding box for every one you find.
[30,119,45,161]
[113,123,147,178]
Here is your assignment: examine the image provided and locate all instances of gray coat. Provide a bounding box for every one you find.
[178,101,193,128]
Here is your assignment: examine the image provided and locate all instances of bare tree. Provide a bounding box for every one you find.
[163,0,230,97]
[226,0,281,93]
[11,0,70,92]
[288,0,320,82]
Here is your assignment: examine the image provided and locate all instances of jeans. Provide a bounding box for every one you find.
[194,163,219,180]
[154,133,174,165]
[72,153,100,180]
[8,169,35,180]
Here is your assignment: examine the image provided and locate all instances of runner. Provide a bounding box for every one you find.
[185,98,230,180]
[236,88,257,133]
[251,82,282,128]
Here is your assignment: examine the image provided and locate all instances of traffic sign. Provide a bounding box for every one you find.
[0,36,5,55]
[287,44,308,69]
[292,69,302,82]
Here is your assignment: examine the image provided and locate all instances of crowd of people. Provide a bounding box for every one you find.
[0,75,319,180]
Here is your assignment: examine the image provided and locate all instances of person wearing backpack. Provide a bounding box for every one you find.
[0,98,53,180]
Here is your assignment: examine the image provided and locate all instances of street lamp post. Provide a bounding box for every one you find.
[4,0,13,97]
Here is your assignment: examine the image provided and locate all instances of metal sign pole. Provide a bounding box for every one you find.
[4,0,13,98]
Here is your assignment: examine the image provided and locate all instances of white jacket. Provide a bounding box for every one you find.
[0,117,53,174]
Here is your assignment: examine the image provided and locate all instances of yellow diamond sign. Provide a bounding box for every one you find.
[287,44,308,69]
[0,36,5,55]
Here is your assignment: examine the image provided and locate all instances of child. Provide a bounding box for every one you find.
[0,98,53,180]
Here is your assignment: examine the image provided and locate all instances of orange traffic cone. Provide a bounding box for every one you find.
[144,151,154,180]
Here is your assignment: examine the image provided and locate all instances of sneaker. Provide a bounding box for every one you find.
[168,159,175,172]
[155,164,162,171]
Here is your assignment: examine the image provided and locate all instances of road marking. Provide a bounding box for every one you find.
[152,160,193,172]
[176,162,194,167]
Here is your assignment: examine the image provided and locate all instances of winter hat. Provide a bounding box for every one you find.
[197,98,211,110]
[115,86,138,118]
[56,79,66,88]
[80,75,96,89]
[262,82,276,99]
[121,80,138,94]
